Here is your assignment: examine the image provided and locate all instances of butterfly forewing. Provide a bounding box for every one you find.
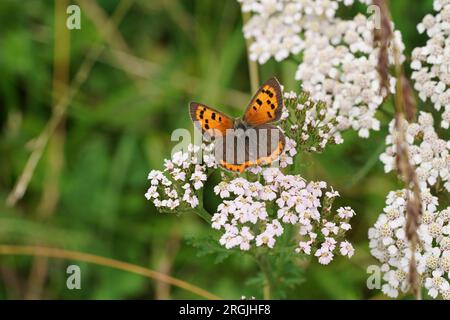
[189,102,234,137]
[243,77,283,126]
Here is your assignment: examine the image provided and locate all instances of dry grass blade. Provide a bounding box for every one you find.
[393,43,423,302]
[0,245,221,300]
[373,0,393,96]
[374,0,423,299]
[401,74,417,122]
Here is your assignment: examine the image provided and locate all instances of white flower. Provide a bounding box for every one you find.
[172,168,186,181]
[380,114,450,192]
[370,188,450,299]
[337,206,356,219]
[296,240,313,255]
[144,186,158,200]
[172,151,189,167]
[190,170,207,190]
[214,182,231,198]
[321,221,338,236]
[239,226,255,250]
[425,270,450,299]
[259,185,277,200]
[411,0,450,128]
[146,144,216,210]
[340,241,355,257]
[315,248,334,265]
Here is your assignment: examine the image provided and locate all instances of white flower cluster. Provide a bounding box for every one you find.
[211,167,355,264]
[380,112,450,192]
[145,136,300,209]
[369,189,450,300]
[411,0,450,129]
[238,0,369,64]
[145,144,217,211]
[239,0,404,138]
[282,90,343,153]
[296,14,403,138]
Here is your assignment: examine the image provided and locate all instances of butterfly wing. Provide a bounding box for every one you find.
[243,77,284,126]
[189,102,234,137]
[215,124,285,173]
[252,124,285,166]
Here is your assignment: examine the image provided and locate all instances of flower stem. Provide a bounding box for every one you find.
[195,206,212,223]
[194,187,212,223]
[255,254,272,300]
[263,279,271,300]
[241,10,259,93]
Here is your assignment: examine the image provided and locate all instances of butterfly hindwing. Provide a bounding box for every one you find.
[189,102,234,137]
[243,77,283,126]
[215,124,285,173]
[252,124,285,166]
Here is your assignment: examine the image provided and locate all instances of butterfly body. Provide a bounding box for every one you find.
[232,118,250,133]
[190,77,285,172]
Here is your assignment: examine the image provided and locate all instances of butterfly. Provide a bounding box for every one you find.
[189,77,285,173]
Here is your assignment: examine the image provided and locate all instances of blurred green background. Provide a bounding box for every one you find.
[0,0,437,299]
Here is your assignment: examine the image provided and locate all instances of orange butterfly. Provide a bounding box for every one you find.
[189,77,285,173]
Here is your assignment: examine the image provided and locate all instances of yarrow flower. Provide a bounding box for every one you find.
[296,14,404,138]
[145,143,217,211]
[281,90,343,152]
[369,188,450,299]
[411,0,450,128]
[238,0,371,64]
[211,167,355,264]
[380,112,450,192]
[239,0,404,139]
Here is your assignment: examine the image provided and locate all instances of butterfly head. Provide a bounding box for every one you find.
[233,118,249,131]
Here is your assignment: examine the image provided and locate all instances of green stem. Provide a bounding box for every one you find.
[241,10,259,93]
[194,188,211,223]
[195,206,212,224]
[255,254,272,300]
